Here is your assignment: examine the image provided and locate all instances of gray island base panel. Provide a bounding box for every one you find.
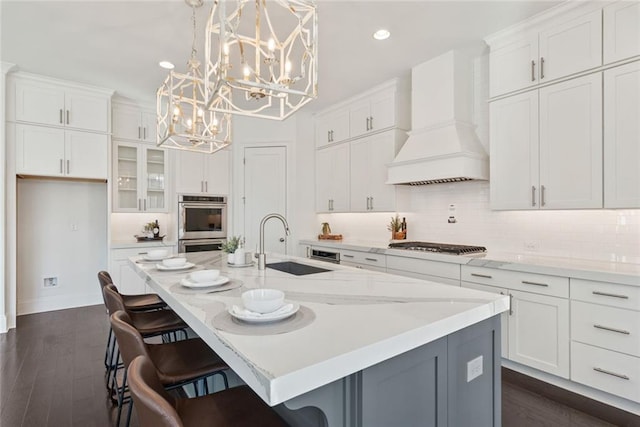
[279,316,501,427]
[130,252,508,427]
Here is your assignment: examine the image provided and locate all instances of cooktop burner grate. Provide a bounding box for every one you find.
[388,241,486,255]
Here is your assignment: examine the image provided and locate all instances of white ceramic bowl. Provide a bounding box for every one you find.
[241,289,285,314]
[147,249,169,260]
[162,257,187,268]
[189,269,220,283]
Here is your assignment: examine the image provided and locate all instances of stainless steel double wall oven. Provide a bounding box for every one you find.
[178,195,227,253]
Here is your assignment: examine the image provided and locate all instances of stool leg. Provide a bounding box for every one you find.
[104,328,113,370]
[115,368,128,427]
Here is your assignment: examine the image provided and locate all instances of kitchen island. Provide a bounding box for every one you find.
[131,252,509,427]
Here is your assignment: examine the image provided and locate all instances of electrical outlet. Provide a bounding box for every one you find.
[70,223,79,231]
[524,241,538,251]
[43,277,58,288]
[466,355,483,382]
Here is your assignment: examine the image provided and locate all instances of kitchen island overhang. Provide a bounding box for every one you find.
[131,252,509,426]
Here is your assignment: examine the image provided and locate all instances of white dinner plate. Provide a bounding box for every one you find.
[155,262,196,271]
[227,261,255,268]
[229,302,300,323]
[180,276,230,289]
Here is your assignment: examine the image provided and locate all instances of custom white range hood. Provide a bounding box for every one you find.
[387,50,488,185]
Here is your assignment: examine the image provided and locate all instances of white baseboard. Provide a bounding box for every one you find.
[17,293,103,315]
[0,314,6,333]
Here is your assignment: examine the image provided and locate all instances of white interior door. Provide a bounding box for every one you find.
[243,146,287,256]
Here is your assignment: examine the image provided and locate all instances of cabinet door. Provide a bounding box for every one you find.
[203,149,230,194]
[113,259,147,295]
[112,104,142,140]
[65,131,108,179]
[603,1,640,64]
[175,150,206,194]
[489,91,539,210]
[349,99,370,138]
[538,10,602,83]
[14,80,65,127]
[15,124,65,176]
[315,116,332,148]
[508,290,570,378]
[330,109,350,144]
[367,132,397,212]
[489,35,538,97]
[141,110,157,143]
[461,281,509,358]
[349,138,370,211]
[604,61,640,208]
[329,143,350,212]
[113,142,141,212]
[539,73,602,209]
[315,148,333,212]
[143,147,168,212]
[369,88,396,132]
[64,90,109,133]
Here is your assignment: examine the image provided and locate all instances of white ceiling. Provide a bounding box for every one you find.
[1,0,561,112]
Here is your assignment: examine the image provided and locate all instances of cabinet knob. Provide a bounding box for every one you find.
[279,237,285,242]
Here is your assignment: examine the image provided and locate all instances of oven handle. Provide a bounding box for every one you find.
[179,203,227,209]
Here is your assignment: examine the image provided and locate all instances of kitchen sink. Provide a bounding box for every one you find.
[266,261,331,276]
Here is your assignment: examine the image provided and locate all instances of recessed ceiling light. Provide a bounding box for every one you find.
[373,29,390,40]
[159,61,175,70]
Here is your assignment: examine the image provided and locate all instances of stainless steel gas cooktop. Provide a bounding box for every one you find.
[388,241,487,255]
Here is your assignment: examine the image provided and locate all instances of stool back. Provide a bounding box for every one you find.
[103,284,127,315]
[128,356,181,427]
[110,310,151,369]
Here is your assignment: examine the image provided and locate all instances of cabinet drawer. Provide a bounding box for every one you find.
[111,246,172,261]
[462,266,568,298]
[387,256,459,280]
[340,250,386,268]
[391,270,459,287]
[571,278,640,311]
[571,301,640,357]
[571,341,640,403]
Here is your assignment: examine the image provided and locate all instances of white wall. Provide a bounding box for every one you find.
[16,179,107,314]
[111,213,172,242]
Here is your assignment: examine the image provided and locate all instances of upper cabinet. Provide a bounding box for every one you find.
[174,149,230,195]
[112,102,156,143]
[314,78,410,148]
[9,73,110,133]
[603,1,640,64]
[604,61,640,208]
[488,7,602,98]
[316,143,350,213]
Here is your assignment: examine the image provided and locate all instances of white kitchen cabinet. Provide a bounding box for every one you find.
[315,143,349,212]
[604,61,640,208]
[15,123,108,179]
[174,149,230,195]
[349,87,397,138]
[112,102,156,143]
[603,1,640,64]
[461,281,509,358]
[109,246,173,295]
[350,130,403,212]
[461,266,570,378]
[490,73,602,210]
[113,141,169,212]
[340,249,386,272]
[11,74,110,132]
[315,108,350,148]
[488,8,602,97]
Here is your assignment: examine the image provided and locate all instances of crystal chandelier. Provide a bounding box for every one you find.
[157,0,232,154]
[204,0,318,120]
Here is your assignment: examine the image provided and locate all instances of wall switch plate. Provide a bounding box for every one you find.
[43,277,58,288]
[467,355,483,382]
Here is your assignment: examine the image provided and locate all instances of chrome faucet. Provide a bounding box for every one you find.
[258,213,290,270]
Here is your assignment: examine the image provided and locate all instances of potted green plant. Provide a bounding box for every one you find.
[387,214,404,240]
[221,236,242,264]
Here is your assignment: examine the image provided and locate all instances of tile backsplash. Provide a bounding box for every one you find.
[317,181,640,264]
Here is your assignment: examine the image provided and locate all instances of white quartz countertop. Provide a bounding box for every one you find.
[300,239,640,286]
[111,239,177,249]
[130,252,509,406]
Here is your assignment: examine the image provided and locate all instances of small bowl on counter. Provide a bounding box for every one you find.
[162,257,187,268]
[241,289,285,314]
[147,249,169,260]
[189,269,220,283]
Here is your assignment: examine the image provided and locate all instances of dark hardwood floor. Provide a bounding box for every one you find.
[1,305,638,426]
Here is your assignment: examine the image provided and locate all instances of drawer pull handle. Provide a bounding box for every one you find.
[364,257,378,262]
[138,252,148,255]
[509,293,513,316]
[593,324,630,335]
[521,280,549,287]
[593,367,630,380]
[592,291,629,299]
[471,273,492,279]
[343,254,354,258]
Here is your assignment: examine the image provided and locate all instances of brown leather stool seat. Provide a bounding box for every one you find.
[128,355,288,427]
[111,310,230,426]
[98,271,166,312]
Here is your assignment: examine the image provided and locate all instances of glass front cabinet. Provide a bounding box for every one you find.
[113,141,169,213]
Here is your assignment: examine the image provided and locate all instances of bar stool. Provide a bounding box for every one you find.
[110,311,231,427]
[128,355,288,427]
[98,271,167,391]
